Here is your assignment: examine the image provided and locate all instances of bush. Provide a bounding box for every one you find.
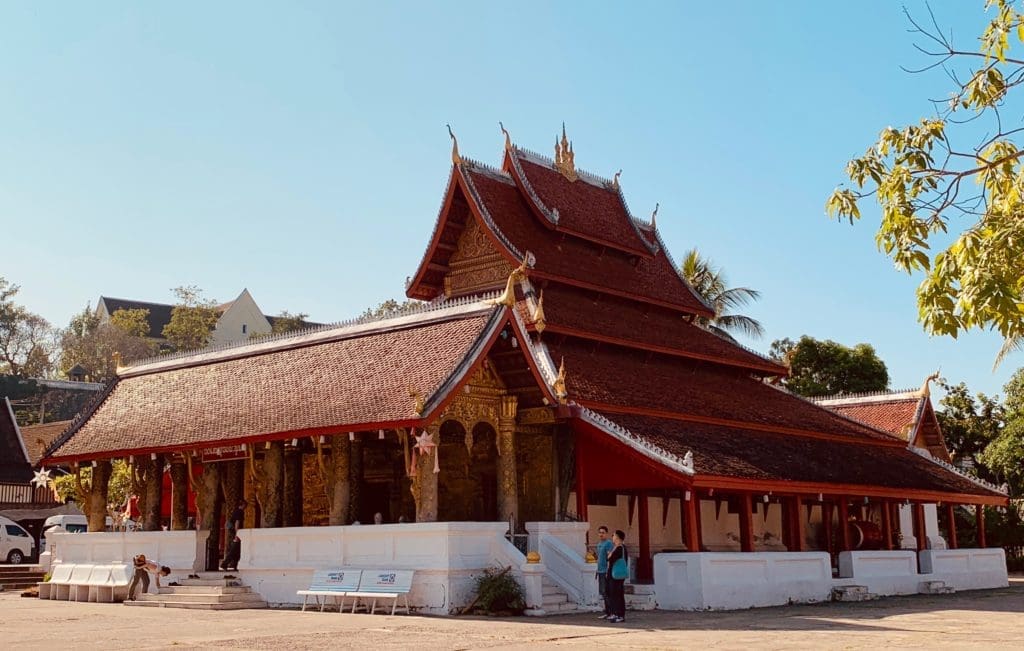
[473,566,525,614]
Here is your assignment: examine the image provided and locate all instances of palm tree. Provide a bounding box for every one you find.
[994,336,1021,370]
[681,248,765,343]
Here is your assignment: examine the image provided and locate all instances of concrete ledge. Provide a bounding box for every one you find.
[838,550,920,596]
[919,548,1008,591]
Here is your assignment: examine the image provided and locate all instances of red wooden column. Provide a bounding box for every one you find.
[738,493,754,553]
[945,503,959,549]
[791,496,805,552]
[837,498,851,552]
[913,504,927,551]
[881,500,894,550]
[976,505,987,548]
[682,490,701,552]
[637,491,652,582]
[574,437,588,522]
[822,502,834,556]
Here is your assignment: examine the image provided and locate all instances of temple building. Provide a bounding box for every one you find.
[37,127,1009,612]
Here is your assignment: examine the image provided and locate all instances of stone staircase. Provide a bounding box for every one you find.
[832,584,878,602]
[124,573,267,610]
[625,583,657,610]
[920,580,955,595]
[0,565,45,591]
[540,576,577,614]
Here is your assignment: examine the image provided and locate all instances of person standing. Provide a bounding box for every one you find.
[605,530,628,623]
[220,534,242,572]
[226,499,247,540]
[126,554,170,601]
[595,526,614,619]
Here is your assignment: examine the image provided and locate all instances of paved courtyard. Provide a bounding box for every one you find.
[2,580,1022,650]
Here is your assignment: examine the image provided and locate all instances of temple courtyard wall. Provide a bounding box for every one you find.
[43,522,1008,614]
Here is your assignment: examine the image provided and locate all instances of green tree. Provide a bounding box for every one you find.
[162,286,219,351]
[937,381,1006,478]
[0,276,54,377]
[770,335,889,397]
[680,249,764,343]
[360,299,423,320]
[826,1,1024,365]
[59,305,156,381]
[978,368,1024,495]
[53,460,132,510]
[270,310,310,334]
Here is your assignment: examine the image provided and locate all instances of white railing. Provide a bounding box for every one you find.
[536,533,599,605]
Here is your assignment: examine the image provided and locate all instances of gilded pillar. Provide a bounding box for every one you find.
[412,425,439,522]
[169,459,189,531]
[497,395,519,526]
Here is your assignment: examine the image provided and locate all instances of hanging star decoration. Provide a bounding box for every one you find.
[31,468,52,489]
[413,429,440,474]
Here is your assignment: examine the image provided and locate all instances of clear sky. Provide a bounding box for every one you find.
[0,1,1017,400]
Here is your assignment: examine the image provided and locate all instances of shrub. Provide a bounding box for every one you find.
[473,566,525,614]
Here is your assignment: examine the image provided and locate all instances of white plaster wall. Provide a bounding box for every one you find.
[699,500,788,552]
[212,290,271,345]
[49,530,196,570]
[654,552,833,610]
[924,504,947,549]
[919,548,1008,591]
[837,550,920,595]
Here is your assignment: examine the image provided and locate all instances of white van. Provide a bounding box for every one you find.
[0,515,36,564]
[39,515,137,553]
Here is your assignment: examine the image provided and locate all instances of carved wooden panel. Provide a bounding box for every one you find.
[444,218,513,297]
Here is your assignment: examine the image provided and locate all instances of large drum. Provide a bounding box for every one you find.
[849,520,883,550]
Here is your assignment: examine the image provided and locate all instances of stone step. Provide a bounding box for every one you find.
[124,599,267,610]
[542,593,569,606]
[137,593,264,605]
[1,583,38,591]
[541,585,564,596]
[625,583,656,596]
[921,581,956,595]
[178,578,244,588]
[832,585,878,602]
[625,593,657,611]
[159,585,252,595]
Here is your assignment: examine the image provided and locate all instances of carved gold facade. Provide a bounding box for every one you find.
[443,218,513,298]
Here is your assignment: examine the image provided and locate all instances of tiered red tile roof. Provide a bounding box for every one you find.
[19,420,71,465]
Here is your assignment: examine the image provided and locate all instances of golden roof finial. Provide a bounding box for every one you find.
[499,121,512,151]
[554,123,578,182]
[447,124,462,164]
[533,290,547,334]
[409,387,425,415]
[920,369,941,398]
[487,257,531,308]
[553,357,568,405]
[612,169,622,189]
[651,203,659,229]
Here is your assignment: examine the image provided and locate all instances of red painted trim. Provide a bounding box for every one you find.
[739,493,754,552]
[683,491,700,551]
[977,505,987,547]
[572,418,696,489]
[540,323,787,376]
[791,496,805,552]
[637,491,652,581]
[691,474,1008,506]
[882,500,894,550]
[837,499,850,552]
[407,169,462,299]
[578,401,905,447]
[945,502,958,549]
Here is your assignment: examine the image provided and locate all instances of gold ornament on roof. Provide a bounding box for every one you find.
[919,370,941,398]
[553,123,578,182]
[499,121,512,151]
[553,358,568,405]
[533,290,547,334]
[447,124,462,164]
[410,387,425,415]
[488,257,530,308]
[612,169,622,190]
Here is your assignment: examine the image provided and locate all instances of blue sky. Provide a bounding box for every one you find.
[0,1,1017,399]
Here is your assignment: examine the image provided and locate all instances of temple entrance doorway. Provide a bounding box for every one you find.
[439,420,499,521]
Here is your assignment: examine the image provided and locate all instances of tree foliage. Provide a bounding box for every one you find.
[770,335,889,397]
[976,368,1024,495]
[270,310,310,334]
[680,248,764,343]
[827,1,1024,365]
[360,299,423,320]
[937,381,1006,474]
[162,286,219,351]
[0,276,55,377]
[58,305,156,381]
[53,460,132,509]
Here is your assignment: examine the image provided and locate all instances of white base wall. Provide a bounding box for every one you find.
[653,552,833,610]
[837,550,921,595]
[919,548,1008,591]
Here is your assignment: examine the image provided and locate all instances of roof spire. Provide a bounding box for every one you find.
[446,124,462,164]
[651,203,659,229]
[553,358,568,404]
[533,289,547,334]
[553,123,578,182]
[486,256,531,308]
[499,121,512,151]
[612,169,622,189]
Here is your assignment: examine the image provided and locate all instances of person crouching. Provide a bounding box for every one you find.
[127,554,170,601]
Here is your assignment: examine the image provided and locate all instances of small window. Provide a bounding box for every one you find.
[5,525,28,537]
[242,324,247,334]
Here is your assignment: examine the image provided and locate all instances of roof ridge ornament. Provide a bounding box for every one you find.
[409,386,425,415]
[487,255,532,308]
[612,169,622,190]
[919,369,941,398]
[499,121,512,151]
[651,203,659,230]
[533,289,547,334]
[553,357,568,404]
[447,124,462,164]
[553,122,578,182]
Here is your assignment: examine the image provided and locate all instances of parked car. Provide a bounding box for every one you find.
[38,515,137,553]
[0,515,36,564]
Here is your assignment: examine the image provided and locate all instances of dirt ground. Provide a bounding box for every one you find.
[1,580,1022,650]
